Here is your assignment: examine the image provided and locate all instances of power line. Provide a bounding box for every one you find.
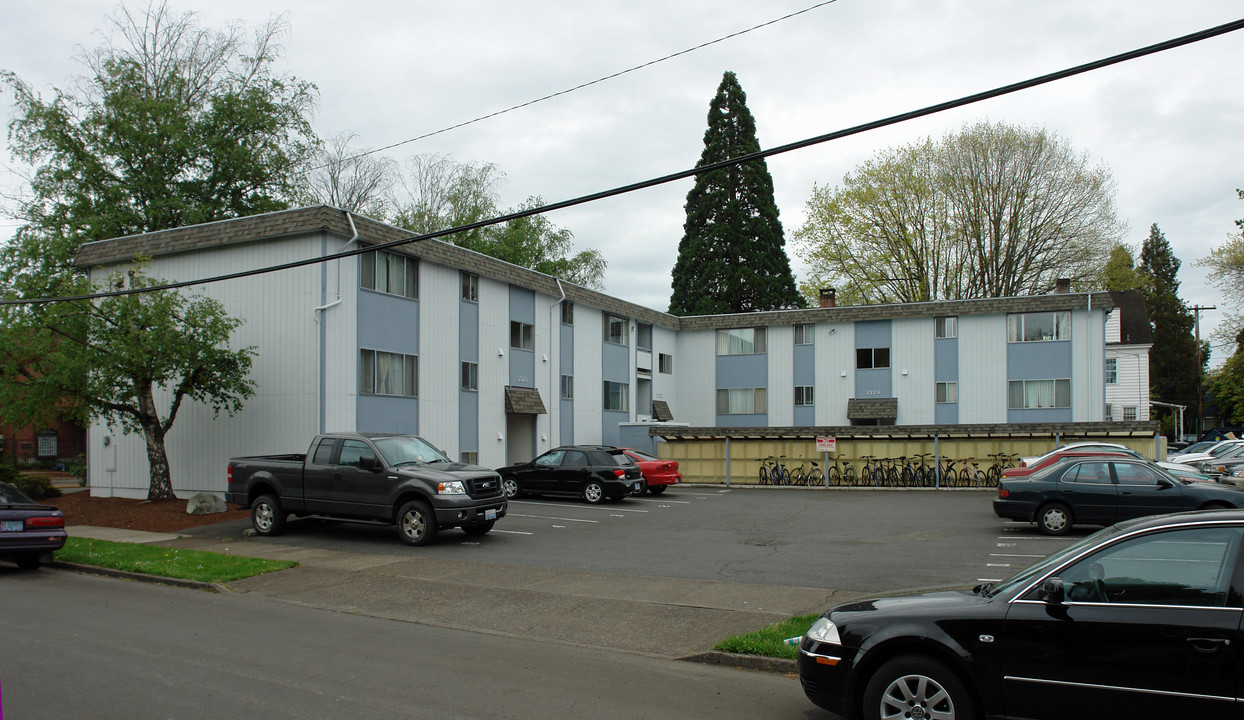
[314,0,842,171]
[6,16,1243,307]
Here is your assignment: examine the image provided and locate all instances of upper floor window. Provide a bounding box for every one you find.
[717,327,766,355]
[561,300,574,325]
[360,349,417,397]
[936,381,958,403]
[604,381,629,411]
[461,272,479,302]
[856,347,890,369]
[1123,406,1138,421]
[510,321,534,350]
[794,386,814,406]
[1007,311,1070,343]
[658,353,673,374]
[561,374,574,400]
[794,324,814,345]
[637,322,653,351]
[604,314,629,346]
[1008,378,1070,409]
[461,361,478,391]
[935,316,957,339]
[1105,358,1117,384]
[361,250,418,299]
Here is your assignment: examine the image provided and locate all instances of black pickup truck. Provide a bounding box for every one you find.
[226,432,506,546]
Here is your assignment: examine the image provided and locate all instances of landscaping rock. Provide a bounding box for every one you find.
[186,493,227,516]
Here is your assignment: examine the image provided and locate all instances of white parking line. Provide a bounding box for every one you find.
[512,501,649,513]
[635,497,692,504]
[507,513,599,523]
[494,530,533,535]
[978,578,1003,582]
[991,553,1043,558]
[986,563,1011,567]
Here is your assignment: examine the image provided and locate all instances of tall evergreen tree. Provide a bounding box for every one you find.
[669,71,803,315]
[1139,224,1199,435]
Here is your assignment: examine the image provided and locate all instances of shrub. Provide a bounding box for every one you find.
[0,465,17,484]
[13,474,62,500]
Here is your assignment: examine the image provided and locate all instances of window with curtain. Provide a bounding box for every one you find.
[603,381,628,411]
[461,272,478,302]
[716,388,767,414]
[361,250,418,299]
[1007,311,1070,342]
[1008,379,1070,409]
[604,314,629,345]
[360,349,417,397]
[716,328,766,355]
[794,324,814,345]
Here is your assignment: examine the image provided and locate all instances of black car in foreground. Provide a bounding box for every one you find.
[0,481,67,569]
[799,509,1244,720]
[993,456,1244,535]
[497,446,643,503]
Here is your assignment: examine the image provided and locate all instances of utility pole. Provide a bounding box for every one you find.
[1191,304,1217,439]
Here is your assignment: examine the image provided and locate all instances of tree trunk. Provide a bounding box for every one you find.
[138,386,176,501]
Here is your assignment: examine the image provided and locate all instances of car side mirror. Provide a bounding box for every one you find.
[1038,577,1065,604]
[360,455,383,472]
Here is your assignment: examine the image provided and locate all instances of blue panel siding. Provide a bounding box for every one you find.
[716,354,767,388]
[460,300,479,359]
[934,338,958,381]
[560,398,574,444]
[855,368,892,398]
[854,320,891,348]
[602,411,627,445]
[509,286,535,321]
[357,396,419,434]
[717,413,769,427]
[459,391,478,451]
[617,426,658,454]
[602,342,629,381]
[509,350,536,387]
[855,319,892,400]
[794,406,816,426]
[460,297,479,454]
[793,344,815,385]
[358,291,419,354]
[935,403,959,424]
[1007,340,1072,379]
[560,323,573,368]
[1009,408,1073,424]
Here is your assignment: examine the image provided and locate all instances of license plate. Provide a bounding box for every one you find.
[1,520,23,532]
[633,483,642,491]
[484,508,497,520]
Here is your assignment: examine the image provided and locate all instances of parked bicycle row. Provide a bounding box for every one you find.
[756,452,1021,488]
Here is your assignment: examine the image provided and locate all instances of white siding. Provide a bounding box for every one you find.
[1106,345,1152,420]
[893,317,935,425]
[533,289,557,455]
[768,325,795,426]
[816,323,854,425]
[477,276,509,468]
[652,327,679,418]
[1072,309,1107,421]
[958,314,1007,423]
[574,305,605,441]
[419,263,460,453]
[676,329,717,426]
[321,244,359,433]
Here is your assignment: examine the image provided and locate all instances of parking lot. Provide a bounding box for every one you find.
[198,486,1090,596]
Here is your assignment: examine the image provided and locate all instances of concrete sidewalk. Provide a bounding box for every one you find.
[65,525,855,662]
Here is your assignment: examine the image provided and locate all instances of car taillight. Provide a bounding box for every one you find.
[227,465,234,485]
[997,489,1009,499]
[614,469,626,478]
[662,463,673,471]
[27,516,64,528]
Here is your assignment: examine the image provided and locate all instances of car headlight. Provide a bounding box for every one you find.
[805,616,842,645]
[437,481,467,495]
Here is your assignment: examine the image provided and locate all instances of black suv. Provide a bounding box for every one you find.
[497,446,643,503]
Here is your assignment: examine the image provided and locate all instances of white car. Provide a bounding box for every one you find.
[1168,440,1244,466]
[1020,442,1129,467]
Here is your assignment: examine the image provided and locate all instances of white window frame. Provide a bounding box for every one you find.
[716,388,767,414]
[360,349,418,397]
[1007,311,1070,343]
[510,321,534,350]
[361,250,418,299]
[461,361,478,391]
[1105,357,1117,384]
[1008,378,1071,409]
[856,347,891,369]
[1123,406,1138,422]
[936,381,958,403]
[604,314,629,346]
[460,451,479,465]
[561,301,574,325]
[716,328,766,356]
[794,386,814,406]
[560,374,574,400]
[658,353,673,374]
[794,324,814,345]
[461,272,479,302]
[603,381,629,411]
[935,316,957,339]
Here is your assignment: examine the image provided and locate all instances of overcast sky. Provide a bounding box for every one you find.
[3,0,1242,359]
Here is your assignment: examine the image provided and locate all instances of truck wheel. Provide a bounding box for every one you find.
[583,480,606,504]
[396,500,438,546]
[251,494,287,536]
[462,521,494,536]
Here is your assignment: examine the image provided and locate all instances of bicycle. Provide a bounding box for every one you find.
[859,455,884,487]
[911,452,936,487]
[792,458,822,486]
[958,457,987,487]
[985,452,1020,485]
[758,456,777,485]
[826,456,856,487]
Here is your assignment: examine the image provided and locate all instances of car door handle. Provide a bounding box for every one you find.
[1187,637,1231,653]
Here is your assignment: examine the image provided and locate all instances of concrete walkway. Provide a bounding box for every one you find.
[66,525,855,662]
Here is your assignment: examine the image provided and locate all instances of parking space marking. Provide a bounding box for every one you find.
[511,501,650,513]
[635,497,692,504]
[494,530,533,535]
[508,513,599,523]
[992,553,1043,558]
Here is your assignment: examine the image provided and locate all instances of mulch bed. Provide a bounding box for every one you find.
[41,490,249,533]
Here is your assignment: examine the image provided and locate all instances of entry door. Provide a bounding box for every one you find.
[506,414,536,466]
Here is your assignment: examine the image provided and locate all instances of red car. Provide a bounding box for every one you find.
[1,481,67,569]
[621,448,681,495]
[1001,450,1134,478]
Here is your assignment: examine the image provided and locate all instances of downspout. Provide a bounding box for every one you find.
[312,210,360,433]
[549,279,567,448]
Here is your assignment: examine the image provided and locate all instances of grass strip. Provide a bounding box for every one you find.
[55,537,297,583]
[713,613,821,659]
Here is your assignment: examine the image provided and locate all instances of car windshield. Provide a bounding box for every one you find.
[0,481,37,505]
[371,436,451,465]
[1178,441,1215,455]
[627,449,659,462]
[986,524,1126,598]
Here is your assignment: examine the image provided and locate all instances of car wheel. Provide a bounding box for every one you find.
[1037,502,1073,536]
[501,475,520,499]
[648,485,667,495]
[583,480,606,504]
[396,500,438,546]
[251,494,287,536]
[462,520,494,536]
[863,656,975,720]
[15,554,41,570]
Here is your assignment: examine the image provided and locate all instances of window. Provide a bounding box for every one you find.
[658,353,673,374]
[1008,379,1071,409]
[794,324,814,345]
[1105,357,1117,384]
[716,388,767,414]
[360,349,417,396]
[510,321,534,350]
[460,451,478,465]
[560,374,574,400]
[1007,311,1070,342]
[461,361,478,391]
[1048,526,1243,607]
[794,386,814,406]
[604,381,629,411]
[1105,404,1114,420]
[935,316,957,339]
[461,272,478,302]
[716,328,766,355]
[561,300,574,325]
[1064,462,1112,484]
[339,440,373,468]
[604,314,629,345]
[361,250,418,299]
[936,381,958,403]
[1123,406,1138,422]
[312,439,336,465]
[637,322,653,351]
[856,347,891,369]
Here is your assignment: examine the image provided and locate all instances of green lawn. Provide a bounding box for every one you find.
[55,537,297,583]
[714,613,821,659]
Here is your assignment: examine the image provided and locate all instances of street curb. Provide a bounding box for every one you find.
[680,650,797,674]
[49,561,226,593]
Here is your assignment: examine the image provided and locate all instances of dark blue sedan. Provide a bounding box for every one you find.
[0,481,67,569]
[994,457,1244,535]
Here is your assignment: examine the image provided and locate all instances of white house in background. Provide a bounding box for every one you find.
[72,205,1147,499]
[1104,290,1153,422]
